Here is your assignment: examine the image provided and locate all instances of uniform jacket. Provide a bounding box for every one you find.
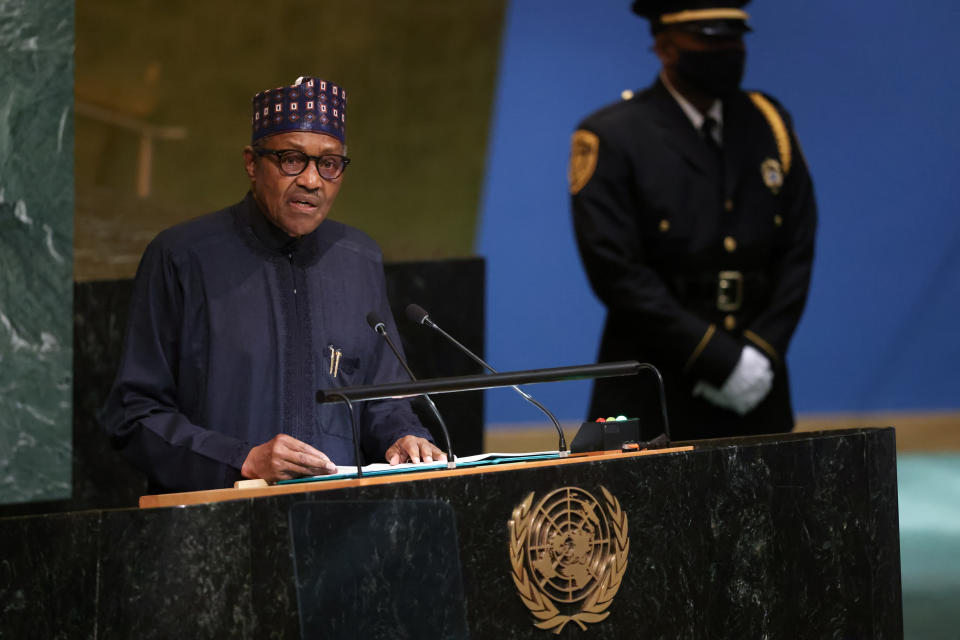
[571,77,816,439]
[100,193,431,491]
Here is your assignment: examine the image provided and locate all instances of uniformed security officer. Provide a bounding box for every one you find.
[570,1,817,440]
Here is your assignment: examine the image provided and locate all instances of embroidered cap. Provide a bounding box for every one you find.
[631,0,752,36]
[251,76,347,144]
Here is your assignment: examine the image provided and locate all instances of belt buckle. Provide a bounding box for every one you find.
[717,270,743,312]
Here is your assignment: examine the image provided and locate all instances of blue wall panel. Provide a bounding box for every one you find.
[478,0,960,423]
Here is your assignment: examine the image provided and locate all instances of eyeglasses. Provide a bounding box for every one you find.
[253,148,351,180]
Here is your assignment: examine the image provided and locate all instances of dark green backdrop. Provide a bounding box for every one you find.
[74,0,506,280]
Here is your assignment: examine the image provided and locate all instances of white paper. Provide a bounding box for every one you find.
[305,450,561,480]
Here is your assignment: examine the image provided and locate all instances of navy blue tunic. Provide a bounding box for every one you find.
[101,193,430,491]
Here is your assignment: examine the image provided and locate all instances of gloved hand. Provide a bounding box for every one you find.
[693,345,773,415]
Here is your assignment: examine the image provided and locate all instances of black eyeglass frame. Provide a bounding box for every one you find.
[253,147,351,180]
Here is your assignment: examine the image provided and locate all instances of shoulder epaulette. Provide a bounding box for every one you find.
[748,92,791,175]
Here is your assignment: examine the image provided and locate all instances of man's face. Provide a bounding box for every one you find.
[243,131,345,237]
[655,29,747,100]
[656,29,745,65]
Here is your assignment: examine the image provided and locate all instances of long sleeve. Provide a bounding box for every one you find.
[99,240,251,491]
[744,115,818,363]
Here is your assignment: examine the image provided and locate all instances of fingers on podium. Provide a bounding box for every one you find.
[258,434,336,480]
[279,435,337,475]
[387,436,446,465]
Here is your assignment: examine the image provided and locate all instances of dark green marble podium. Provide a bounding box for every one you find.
[0,428,902,639]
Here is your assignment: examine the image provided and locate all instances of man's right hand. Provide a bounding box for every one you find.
[693,345,773,415]
[240,434,337,483]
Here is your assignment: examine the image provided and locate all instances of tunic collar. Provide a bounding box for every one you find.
[236,191,324,264]
[660,71,723,144]
[244,192,302,253]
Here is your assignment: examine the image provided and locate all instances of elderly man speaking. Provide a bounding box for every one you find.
[101,76,442,492]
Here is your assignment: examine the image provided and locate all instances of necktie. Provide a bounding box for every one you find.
[701,117,722,155]
[701,117,725,202]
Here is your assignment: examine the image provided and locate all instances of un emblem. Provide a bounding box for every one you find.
[509,487,629,633]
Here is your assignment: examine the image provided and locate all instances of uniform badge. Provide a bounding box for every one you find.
[568,130,599,195]
[509,486,629,633]
[761,157,784,194]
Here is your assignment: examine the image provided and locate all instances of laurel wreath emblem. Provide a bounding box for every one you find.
[509,486,629,633]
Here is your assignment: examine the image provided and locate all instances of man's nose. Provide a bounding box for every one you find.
[296,159,323,190]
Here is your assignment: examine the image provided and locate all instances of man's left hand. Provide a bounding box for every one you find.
[385,436,446,465]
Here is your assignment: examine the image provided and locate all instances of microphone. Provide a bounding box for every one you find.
[405,303,568,455]
[366,311,456,469]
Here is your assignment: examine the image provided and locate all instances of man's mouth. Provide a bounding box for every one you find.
[289,196,320,211]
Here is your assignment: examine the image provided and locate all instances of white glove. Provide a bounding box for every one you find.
[693,345,773,415]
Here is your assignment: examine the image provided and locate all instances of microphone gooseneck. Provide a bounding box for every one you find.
[365,311,456,468]
[324,392,362,478]
[404,303,568,455]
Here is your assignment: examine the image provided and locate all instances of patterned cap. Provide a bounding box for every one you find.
[251,76,347,144]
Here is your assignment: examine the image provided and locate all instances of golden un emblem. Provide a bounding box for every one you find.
[509,486,629,633]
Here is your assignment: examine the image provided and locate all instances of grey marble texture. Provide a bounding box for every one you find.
[289,500,469,639]
[0,0,74,505]
[96,503,253,640]
[0,428,903,639]
[0,511,99,639]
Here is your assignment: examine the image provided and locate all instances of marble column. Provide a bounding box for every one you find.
[0,0,74,504]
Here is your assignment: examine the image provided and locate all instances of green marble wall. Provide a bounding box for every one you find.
[0,0,74,504]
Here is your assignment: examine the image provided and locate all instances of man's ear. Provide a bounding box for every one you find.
[653,32,677,67]
[242,146,257,180]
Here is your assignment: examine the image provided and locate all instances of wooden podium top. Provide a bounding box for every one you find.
[139,446,693,509]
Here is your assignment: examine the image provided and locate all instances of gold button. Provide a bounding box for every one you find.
[724,315,737,331]
[724,236,737,252]
[774,214,783,227]
[658,219,670,232]
[724,198,734,212]
[621,89,634,101]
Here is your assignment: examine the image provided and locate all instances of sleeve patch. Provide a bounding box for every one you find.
[568,129,600,195]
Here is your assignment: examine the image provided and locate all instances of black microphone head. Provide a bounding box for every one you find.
[405,303,430,325]
[366,311,386,333]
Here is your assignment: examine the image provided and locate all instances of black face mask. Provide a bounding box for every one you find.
[674,49,746,98]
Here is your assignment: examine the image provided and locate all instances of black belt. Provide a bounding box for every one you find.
[670,270,770,314]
